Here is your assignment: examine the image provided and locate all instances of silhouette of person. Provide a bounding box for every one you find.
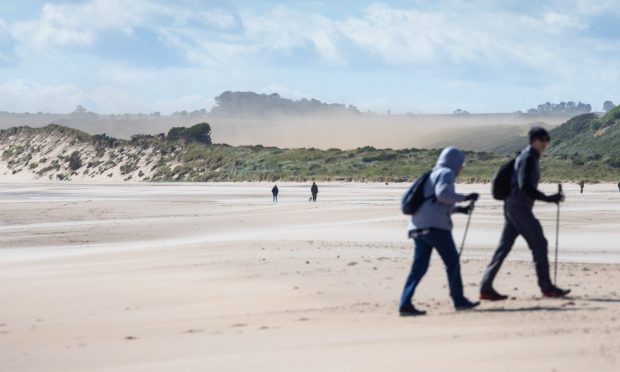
[272,185,279,203]
[579,180,584,194]
[311,181,318,202]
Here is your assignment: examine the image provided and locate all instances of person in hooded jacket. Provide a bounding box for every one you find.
[399,147,480,316]
[480,127,570,301]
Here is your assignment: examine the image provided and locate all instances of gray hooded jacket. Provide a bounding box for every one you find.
[409,147,467,232]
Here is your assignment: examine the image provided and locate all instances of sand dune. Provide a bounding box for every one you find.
[0,182,619,371]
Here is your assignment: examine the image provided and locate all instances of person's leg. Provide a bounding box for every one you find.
[399,235,434,309]
[480,210,519,293]
[430,229,466,305]
[507,206,553,291]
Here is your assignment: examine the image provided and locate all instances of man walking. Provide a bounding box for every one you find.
[272,184,279,203]
[480,127,570,300]
[311,181,318,202]
[579,180,584,194]
[399,147,480,316]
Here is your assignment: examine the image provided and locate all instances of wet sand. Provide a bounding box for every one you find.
[0,182,619,371]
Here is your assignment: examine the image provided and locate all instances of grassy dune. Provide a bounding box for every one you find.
[1,124,619,183]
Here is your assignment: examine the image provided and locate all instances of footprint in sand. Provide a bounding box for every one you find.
[124,336,138,340]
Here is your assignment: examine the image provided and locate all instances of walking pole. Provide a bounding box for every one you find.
[554,183,562,284]
[450,200,475,290]
[458,200,475,256]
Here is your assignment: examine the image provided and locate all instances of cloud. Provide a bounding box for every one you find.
[0,79,84,112]
[0,0,619,114]
[10,0,178,51]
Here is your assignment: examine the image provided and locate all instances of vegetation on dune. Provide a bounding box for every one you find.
[548,106,620,171]
[1,119,620,183]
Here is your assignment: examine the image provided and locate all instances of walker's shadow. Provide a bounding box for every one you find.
[475,306,585,313]
[575,297,620,303]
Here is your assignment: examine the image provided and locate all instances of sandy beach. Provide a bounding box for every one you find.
[1,182,619,371]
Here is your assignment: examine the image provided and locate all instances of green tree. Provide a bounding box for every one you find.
[167,123,212,144]
[185,122,212,144]
[603,100,615,112]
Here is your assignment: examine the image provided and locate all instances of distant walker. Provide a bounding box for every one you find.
[310,181,319,202]
[272,185,279,203]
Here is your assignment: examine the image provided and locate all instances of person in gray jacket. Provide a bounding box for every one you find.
[399,147,480,316]
[480,127,570,300]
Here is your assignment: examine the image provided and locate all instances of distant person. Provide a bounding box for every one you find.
[311,181,318,202]
[480,127,570,301]
[272,185,279,203]
[399,147,480,316]
[579,180,585,194]
[618,181,620,192]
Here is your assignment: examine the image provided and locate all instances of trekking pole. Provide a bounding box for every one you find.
[458,200,475,256]
[554,183,562,284]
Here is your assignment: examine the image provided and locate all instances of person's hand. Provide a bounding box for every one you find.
[546,192,564,204]
[464,193,479,202]
[455,204,474,214]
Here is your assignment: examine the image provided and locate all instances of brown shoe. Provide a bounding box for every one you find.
[542,287,571,298]
[480,289,508,301]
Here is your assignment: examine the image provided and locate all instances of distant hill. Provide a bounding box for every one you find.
[210,91,361,117]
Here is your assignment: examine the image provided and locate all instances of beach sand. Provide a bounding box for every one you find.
[0,182,619,371]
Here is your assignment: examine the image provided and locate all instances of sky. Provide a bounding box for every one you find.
[0,0,619,114]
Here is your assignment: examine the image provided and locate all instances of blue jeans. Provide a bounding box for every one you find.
[400,228,466,308]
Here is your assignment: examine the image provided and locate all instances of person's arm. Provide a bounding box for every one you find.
[517,155,547,200]
[434,171,466,205]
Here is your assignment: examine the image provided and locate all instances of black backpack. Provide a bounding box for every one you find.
[401,171,434,215]
[491,158,516,200]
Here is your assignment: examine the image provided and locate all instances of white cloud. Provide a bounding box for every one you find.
[0,79,84,112]
[198,9,240,31]
[0,1,619,114]
[242,7,343,63]
[10,0,177,50]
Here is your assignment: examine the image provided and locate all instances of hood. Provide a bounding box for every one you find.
[434,147,465,173]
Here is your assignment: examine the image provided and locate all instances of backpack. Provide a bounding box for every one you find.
[401,170,434,215]
[491,158,516,200]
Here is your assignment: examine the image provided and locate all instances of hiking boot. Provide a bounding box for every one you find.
[399,304,427,317]
[542,286,571,298]
[480,288,509,301]
[454,299,480,311]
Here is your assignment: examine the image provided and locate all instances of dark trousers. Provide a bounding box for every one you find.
[272,194,278,202]
[400,228,466,308]
[481,202,553,292]
[312,193,317,202]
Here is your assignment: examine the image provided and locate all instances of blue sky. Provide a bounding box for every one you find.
[0,0,619,114]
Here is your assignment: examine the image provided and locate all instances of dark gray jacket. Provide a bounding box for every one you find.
[507,145,547,209]
[409,147,467,231]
